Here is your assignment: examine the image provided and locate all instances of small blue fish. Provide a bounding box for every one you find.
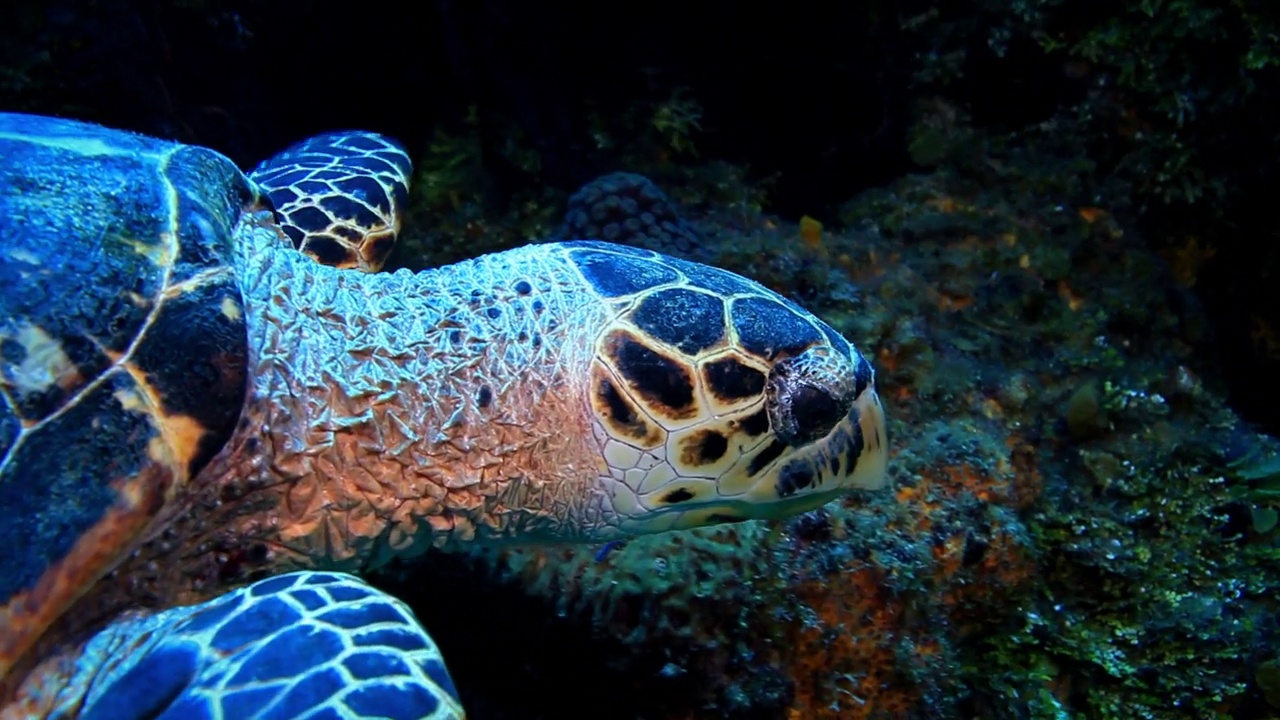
[594,539,626,562]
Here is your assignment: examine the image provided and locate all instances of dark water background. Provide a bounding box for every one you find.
[4,2,1280,718]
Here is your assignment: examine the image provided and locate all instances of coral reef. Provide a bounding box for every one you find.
[901,0,1280,435]
[555,172,710,262]
[5,3,1278,715]
[374,131,1280,718]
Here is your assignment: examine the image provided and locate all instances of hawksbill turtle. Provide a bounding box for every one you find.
[0,112,888,719]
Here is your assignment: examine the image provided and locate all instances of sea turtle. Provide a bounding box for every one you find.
[0,112,889,719]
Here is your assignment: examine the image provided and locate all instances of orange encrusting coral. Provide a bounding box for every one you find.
[778,453,1041,718]
[785,564,924,719]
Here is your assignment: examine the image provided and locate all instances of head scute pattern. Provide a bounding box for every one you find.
[566,241,683,299]
[562,241,887,535]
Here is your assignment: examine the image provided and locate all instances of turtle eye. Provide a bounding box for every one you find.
[765,348,854,447]
[777,384,844,445]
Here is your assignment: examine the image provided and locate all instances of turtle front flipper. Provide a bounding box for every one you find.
[15,571,462,720]
[249,132,413,273]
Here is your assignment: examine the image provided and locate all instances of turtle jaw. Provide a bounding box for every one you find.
[611,487,853,538]
[601,386,889,538]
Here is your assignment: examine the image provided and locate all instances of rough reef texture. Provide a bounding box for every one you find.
[4,3,1279,716]
[373,128,1280,720]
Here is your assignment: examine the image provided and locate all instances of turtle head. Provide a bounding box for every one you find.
[571,245,889,540]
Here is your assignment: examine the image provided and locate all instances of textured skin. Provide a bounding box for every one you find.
[0,114,262,686]
[248,132,411,273]
[1,113,889,719]
[10,571,460,720]
[91,236,886,616]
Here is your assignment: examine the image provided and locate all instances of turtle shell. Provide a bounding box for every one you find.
[0,113,264,678]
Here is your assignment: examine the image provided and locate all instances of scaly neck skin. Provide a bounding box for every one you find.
[188,229,614,587]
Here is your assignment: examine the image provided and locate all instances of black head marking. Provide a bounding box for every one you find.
[477,385,493,409]
[629,288,725,355]
[257,131,408,174]
[345,131,407,156]
[828,412,865,477]
[592,363,660,445]
[662,487,696,504]
[607,332,696,417]
[294,179,338,198]
[514,280,532,295]
[600,377,635,424]
[344,154,402,177]
[704,358,766,401]
[373,150,414,180]
[730,296,823,360]
[337,132,387,152]
[262,184,300,207]
[739,409,771,437]
[776,460,816,498]
[569,248,679,298]
[250,130,409,270]
[680,429,729,466]
[746,439,787,476]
